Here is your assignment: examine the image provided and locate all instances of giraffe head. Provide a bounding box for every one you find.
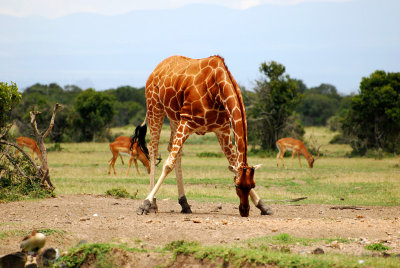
[229,164,262,217]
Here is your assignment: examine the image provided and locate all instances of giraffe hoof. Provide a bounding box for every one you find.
[181,206,192,214]
[149,198,158,213]
[137,199,151,215]
[178,195,192,214]
[256,199,274,215]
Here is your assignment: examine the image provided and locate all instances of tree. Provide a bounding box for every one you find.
[0,82,21,129]
[308,83,341,100]
[297,83,341,126]
[0,83,58,200]
[247,61,303,150]
[105,86,147,127]
[341,70,400,154]
[73,89,116,141]
[11,83,79,142]
[293,79,308,94]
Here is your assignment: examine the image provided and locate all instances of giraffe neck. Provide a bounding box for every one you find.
[216,59,248,168]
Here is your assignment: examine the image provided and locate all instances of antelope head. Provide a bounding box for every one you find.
[308,145,321,168]
[308,157,315,168]
[229,164,262,217]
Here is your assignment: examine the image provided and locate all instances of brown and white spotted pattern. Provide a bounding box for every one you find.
[137,55,273,217]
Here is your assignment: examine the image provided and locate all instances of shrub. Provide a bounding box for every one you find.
[105,187,130,198]
[365,243,389,251]
[0,154,54,202]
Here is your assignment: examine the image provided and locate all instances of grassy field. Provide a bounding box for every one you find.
[5,126,400,267]
[47,126,400,206]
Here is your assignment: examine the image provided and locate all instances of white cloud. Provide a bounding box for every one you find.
[0,0,352,18]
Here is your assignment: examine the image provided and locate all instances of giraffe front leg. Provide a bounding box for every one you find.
[216,127,273,216]
[146,114,164,213]
[137,120,192,215]
[250,189,274,215]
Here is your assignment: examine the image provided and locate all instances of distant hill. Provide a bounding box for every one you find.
[0,0,399,93]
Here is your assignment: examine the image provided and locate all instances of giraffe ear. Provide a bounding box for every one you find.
[253,164,262,170]
[228,165,238,174]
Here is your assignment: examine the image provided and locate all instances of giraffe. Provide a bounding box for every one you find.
[136,55,273,217]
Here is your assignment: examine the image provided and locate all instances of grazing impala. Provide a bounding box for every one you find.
[108,137,150,176]
[113,136,132,165]
[15,136,42,162]
[276,138,315,168]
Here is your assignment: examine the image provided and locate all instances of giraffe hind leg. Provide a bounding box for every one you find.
[178,195,192,213]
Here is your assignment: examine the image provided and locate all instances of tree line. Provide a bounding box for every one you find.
[2,61,399,155]
[10,84,146,142]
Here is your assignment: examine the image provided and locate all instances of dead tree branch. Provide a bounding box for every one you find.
[330,206,367,210]
[264,197,308,202]
[27,103,62,190]
[43,103,62,138]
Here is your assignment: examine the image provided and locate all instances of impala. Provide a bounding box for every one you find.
[15,136,42,162]
[276,138,315,168]
[108,137,151,176]
[113,136,132,165]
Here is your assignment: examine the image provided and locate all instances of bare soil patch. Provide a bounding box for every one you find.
[1,194,400,258]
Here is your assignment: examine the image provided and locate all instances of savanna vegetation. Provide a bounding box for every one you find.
[5,63,399,155]
[1,64,399,267]
[45,125,400,206]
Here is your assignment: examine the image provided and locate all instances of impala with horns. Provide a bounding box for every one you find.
[15,136,42,162]
[276,138,319,168]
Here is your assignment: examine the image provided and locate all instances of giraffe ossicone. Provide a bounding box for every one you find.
[136,55,273,217]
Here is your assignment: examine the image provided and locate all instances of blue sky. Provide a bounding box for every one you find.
[0,0,353,17]
[0,0,399,94]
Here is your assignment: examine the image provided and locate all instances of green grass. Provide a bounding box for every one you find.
[46,126,400,206]
[163,240,399,267]
[247,233,351,247]
[56,239,400,268]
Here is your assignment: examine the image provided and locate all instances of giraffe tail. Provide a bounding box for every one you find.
[132,121,149,160]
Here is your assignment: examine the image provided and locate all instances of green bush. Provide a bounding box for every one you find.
[105,187,130,198]
[0,154,54,202]
[365,243,389,251]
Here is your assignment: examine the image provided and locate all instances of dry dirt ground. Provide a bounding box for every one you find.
[1,194,400,262]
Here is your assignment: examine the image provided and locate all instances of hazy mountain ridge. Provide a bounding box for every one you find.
[1,0,399,93]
